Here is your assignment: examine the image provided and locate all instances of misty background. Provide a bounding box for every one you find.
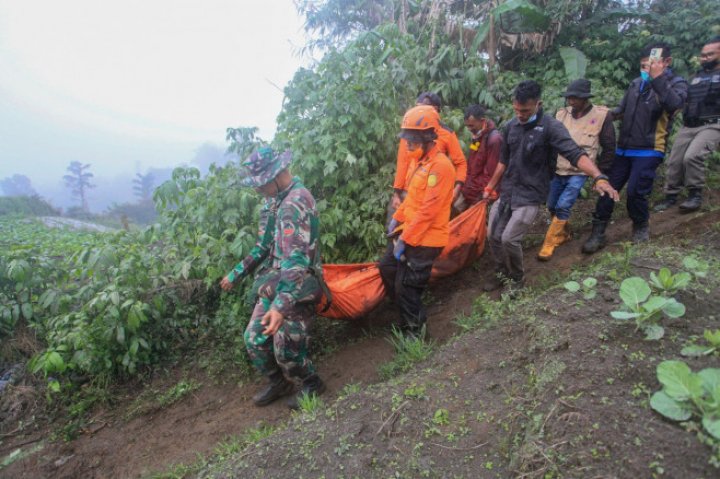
[0,0,309,213]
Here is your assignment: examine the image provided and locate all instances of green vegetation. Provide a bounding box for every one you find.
[610,276,686,340]
[682,330,720,358]
[379,327,435,379]
[651,361,720,442]
[0,196,57,216]
[564,277,598,300]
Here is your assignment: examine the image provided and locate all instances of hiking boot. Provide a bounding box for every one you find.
[653,194,677,212]
[252,371,294,407]
[632,222,650,244]
[537,217,570,261]
[287,374,326,410]
[581,220,607,255]
[679,188,702,212]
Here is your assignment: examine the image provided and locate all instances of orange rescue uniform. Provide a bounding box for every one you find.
[393,145,455,247]
[393,124,467,191]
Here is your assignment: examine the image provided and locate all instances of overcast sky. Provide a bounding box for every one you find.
[0,0,308,206]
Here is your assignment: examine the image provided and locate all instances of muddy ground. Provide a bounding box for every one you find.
[1,192,719,479]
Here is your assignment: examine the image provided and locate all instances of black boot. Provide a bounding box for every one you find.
[582,220,607,254]
[252,371,294,407]
[679,188,702,212]
[653,194,678,212]
[632,222,650,244]
[287,374,326,410]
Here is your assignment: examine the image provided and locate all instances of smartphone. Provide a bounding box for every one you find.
[649,48,663,62]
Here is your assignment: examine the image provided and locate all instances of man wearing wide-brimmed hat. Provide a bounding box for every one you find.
[220,146,326,410]
[537,78,616,261]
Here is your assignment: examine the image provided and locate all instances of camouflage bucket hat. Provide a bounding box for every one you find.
[239,146,293,187]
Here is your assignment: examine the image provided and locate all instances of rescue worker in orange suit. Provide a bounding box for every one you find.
[380,105,456,338]
[390,92,466,222]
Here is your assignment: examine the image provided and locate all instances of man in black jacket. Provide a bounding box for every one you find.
[655,36,720,213]
[482,81,619,293]
[583,43,688,253]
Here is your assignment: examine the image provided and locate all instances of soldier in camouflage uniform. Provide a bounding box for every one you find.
[220,146,326,409]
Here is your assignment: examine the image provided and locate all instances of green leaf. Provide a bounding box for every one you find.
[702,415,720,440]
[130,338,140,356]
[650,391,692,421]
[116,325,126,345]
[704,329,720,347]
[563,281,580,293]
[657,360,703,401]
[681,344,715,357]
[698,368,720,396]
[673,272,691,289]
[559,47,588,81]
[48,351,65,373]
[662,299,686,319]
[611,311,640,320]
[493,0,551,32]
[649,271,663,289]
[20,302,33,321]
[642,295,668,312]
[644,324,665,340]
[582,277,597,289]
[619,277,651,308]
[127,307,140,332]
[470,20,491,53]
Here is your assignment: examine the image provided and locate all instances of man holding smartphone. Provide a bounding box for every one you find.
[582,43,688,253]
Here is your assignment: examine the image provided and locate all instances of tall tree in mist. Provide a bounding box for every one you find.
[132,172,156,201]
[0,174,36,196]
[63,161,95,212]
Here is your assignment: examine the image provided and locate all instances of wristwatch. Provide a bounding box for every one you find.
[592,174,610,186]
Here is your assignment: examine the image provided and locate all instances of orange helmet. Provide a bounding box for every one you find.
[399,105,439,143]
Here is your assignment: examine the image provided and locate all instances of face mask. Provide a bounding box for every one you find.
[518,107,539,125]
[471,127,484,140]
[701,59,719,72]
[640,70,651,82]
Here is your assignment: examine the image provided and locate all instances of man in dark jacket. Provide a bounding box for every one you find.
[655,36,720,213]
[482,81,619,293]
[583,43,688,253]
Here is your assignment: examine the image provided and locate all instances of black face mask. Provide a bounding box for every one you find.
[701,59,719,72]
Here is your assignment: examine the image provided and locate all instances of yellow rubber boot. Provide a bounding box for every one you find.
[537,217,568,261]
[559,219,571,245]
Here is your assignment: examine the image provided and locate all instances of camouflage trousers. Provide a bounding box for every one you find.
[244,297,316,380]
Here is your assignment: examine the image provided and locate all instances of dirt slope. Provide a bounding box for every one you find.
[1,199,718,479]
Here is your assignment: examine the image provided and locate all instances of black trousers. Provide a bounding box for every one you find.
[378,242,442,332]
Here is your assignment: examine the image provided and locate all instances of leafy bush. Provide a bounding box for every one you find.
[649,267,691,295]
[651,360,720,440]
[682,330,720,358]
[610,276,686,340]
[564,277,598,300]
[0,196,58,216]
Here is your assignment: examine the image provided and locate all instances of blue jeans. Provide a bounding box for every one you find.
[546,175,587,220]
[594,155,662,225]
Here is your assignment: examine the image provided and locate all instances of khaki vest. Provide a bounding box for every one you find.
[555,105,608,176]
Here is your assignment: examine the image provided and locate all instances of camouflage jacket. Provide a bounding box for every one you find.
[226,178,322,316]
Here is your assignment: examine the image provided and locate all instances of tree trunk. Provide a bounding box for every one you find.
[487,13,496,86]
[399,0,408,34]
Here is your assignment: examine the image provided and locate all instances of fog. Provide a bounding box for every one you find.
[0,0,308,212]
